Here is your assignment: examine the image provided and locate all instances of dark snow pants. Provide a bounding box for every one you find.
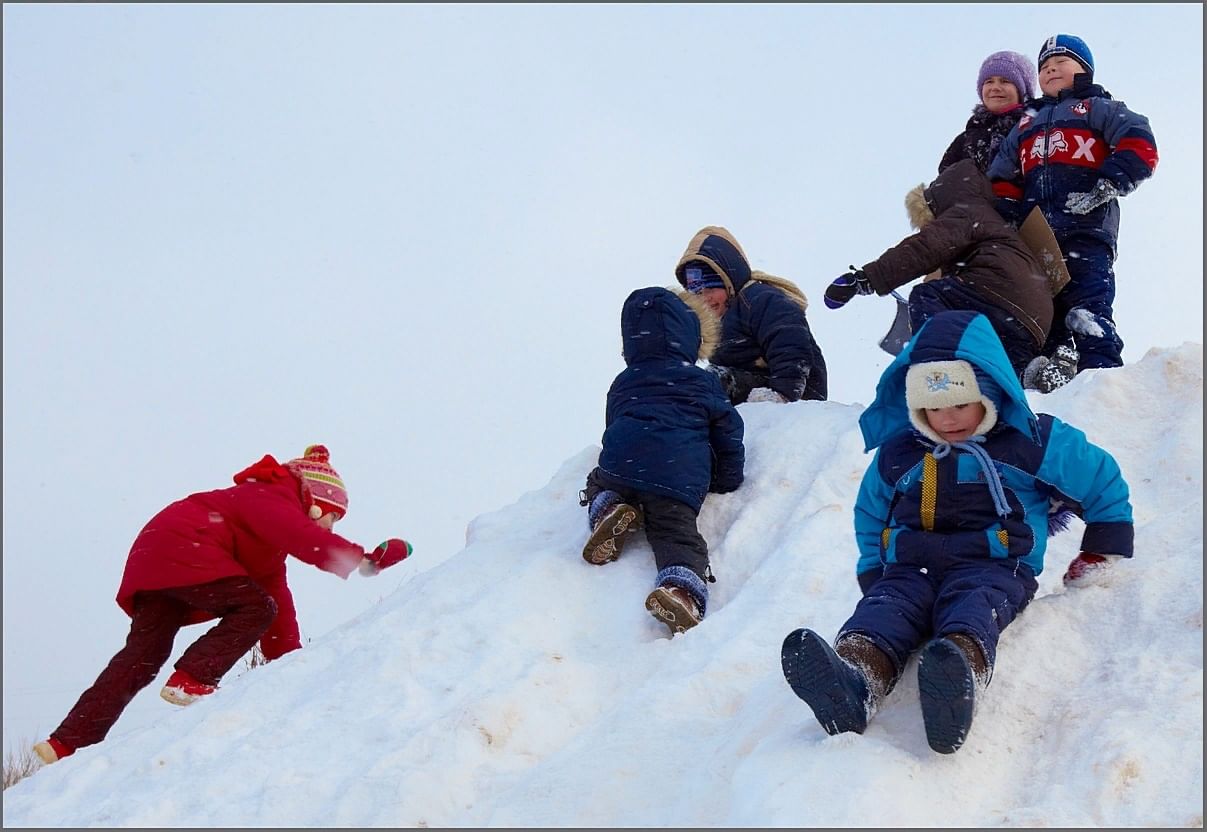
[582,469,710,581]
[837,559,1038,681]
[52,576,277,750]
[1045,234,1123,370]
[908,278,1041,380]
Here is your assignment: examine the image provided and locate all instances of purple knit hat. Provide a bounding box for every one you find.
[976,50,1037,102]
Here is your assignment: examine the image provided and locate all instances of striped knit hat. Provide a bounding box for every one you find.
[285,445,348,519]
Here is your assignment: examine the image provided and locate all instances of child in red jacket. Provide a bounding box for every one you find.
[33,445,412,765]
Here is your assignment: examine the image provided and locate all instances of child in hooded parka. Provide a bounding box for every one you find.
[674,225,828,405]
[780,311,1133,754]
[987,34,1158,386]
[822,158,1053,381]
[580,286,745,635]
[33,445,412,765]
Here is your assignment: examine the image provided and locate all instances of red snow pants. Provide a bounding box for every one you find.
[51,576,277,750]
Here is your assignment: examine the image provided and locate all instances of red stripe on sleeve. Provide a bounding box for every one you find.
[1115,137,1159,171]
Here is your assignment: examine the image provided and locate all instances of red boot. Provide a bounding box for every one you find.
[160,669,217,706]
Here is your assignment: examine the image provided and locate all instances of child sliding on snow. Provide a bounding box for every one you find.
[579,287,745,635]
[34,445,412,765]
[780,311,1133,753]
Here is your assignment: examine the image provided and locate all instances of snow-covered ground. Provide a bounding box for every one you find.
[4,343,1202,827]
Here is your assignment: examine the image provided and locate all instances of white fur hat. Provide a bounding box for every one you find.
[906,359,998,442]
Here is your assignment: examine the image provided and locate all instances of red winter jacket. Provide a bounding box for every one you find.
[115,454,365,660]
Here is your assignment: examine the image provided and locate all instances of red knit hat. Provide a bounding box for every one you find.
[285,445,348,519]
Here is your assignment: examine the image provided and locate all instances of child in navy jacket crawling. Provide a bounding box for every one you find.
[780,310,1133,753]
[579,287,745,635]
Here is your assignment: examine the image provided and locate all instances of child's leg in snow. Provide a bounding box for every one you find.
[642,495,709,579]
[929,560,1039,683]
[166,577,278,685]
[1052,235,1123,370]
[52,591,190,750]
[642,494,710,614]
[837,565,941,677]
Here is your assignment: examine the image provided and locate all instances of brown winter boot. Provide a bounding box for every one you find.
[835,633,899,707]
[582,503,643,565]
[644,585,701,634]
[947,632,991,685]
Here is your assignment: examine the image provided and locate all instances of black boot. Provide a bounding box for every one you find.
[917,633,988,754]
[781,629,888,735]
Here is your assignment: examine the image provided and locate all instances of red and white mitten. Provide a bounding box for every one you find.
[1062,552,1121,587]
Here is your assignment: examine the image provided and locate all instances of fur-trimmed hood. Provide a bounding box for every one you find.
[675,287,721,361]
[674,226,809,311]
[674,226,752,296]
[907,158,997,232]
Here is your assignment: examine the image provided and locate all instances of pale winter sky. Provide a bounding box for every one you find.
[4,346,1202,826]
[3,4,1201,754]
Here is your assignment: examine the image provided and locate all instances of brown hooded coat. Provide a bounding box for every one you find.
[862,159,1053,349]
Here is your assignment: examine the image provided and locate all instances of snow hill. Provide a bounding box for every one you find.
[4,344,1202,828]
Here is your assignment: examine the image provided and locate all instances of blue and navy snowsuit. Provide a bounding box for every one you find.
[587,287,745,608]
[987,78,1158,370]
[843,311,1133,676]
[674,226,828,403]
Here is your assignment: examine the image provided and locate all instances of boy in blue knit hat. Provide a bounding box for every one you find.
[579,286,745,635]
[987,34,1158,392]
[780,310,1133,753]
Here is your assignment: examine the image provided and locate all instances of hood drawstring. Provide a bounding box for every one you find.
[931,436,1011,517]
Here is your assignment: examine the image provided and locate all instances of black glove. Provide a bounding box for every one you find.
[1065,179,1120,215]
[823,267,873,310]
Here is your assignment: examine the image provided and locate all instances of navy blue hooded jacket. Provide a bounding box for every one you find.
[674,226,828,402]
[986,77,1158,252]
[854,311,1133,581]
[595,287,745,513]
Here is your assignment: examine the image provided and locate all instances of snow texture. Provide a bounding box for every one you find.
[3,344,1202,828]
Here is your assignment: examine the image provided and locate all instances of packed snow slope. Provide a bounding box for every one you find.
[5,344,1202,828]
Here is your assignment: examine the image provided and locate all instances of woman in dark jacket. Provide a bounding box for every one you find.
[938,50,1037,174]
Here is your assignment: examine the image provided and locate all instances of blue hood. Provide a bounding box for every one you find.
[620,287,701,366]
[858,311,1040,451]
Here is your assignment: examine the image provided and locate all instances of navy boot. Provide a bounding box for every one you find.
[781,629,874,735]
[917,635,982,754]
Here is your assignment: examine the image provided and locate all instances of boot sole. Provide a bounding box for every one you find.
[917,638,977,754]
[780,629,869,735]
[160,686,211,707]
[581,505,640,565]
[644,587,700,634]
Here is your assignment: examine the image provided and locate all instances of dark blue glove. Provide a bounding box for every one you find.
[994,197,1024,227]
[823,267,873,310]
[1065,179,1120,215]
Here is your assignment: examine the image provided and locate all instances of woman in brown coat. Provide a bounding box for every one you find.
[823,159,1053,379]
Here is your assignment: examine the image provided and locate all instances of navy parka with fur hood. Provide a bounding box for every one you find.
[595,287,745,513]
[853,311,1133,588]
[674,226,828,402]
